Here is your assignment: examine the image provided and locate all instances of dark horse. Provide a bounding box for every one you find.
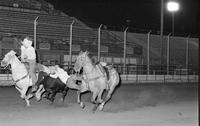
[35,71,68,103]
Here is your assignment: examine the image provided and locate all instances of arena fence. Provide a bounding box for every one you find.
[0,64,198,86]
[0,10,198,73]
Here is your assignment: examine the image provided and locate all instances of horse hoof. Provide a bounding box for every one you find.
[26,104,31,107]
[80,102,85,109]
[20,95,25,99]
[61,99,63,102]
[98,105,104,111]
[92,106,98,112]
[36,98,41,102]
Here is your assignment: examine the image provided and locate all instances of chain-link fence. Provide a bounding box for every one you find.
[0,9,199,76]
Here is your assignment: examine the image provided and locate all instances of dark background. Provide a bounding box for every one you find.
[45,0,199,36]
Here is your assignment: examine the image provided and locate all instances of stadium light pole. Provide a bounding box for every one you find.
[167,1,179,65]
[186,35,190,74]
[147,30,151,75]
[69,20,75,66]
[98,24,103,62]
[34,16,39,49]
[160,0,164,66]
[123,27,128,74]
[167,33,171,75]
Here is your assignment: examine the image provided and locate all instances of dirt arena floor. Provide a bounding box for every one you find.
[0,82,198,126]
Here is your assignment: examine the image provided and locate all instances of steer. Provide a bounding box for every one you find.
[35,71,68,103]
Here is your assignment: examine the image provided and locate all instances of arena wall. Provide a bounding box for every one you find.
[0,74,198,86]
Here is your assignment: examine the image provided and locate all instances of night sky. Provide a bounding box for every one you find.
[45,0,199,37]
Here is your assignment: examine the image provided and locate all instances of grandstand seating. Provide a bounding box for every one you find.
[113,31,199,72]
[0,0,38,10]
[0,5,134,58]
[0,0,198,74]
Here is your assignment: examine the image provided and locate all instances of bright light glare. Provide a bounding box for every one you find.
[167,1,179,12]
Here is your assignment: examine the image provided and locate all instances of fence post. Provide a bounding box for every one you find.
[69,20,75,66]
[98,24,103,62]
[160,0,164,65]
[147,30,151,75]
[167,33,171,75]
[186,35,190,75]
[34,16,39,49]
[123,27,128,74]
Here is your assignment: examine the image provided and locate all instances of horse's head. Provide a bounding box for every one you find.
[1,50,17,67]
[74,51,90,72]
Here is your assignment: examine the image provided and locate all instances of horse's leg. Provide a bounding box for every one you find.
[99,85,116,111]
[35,85,45,101]
[16,84,31,107]
[91,91,99,112]
[26,92,34,100]
[49,91,56,104]
[99,71,120,110]
[77,91,85,109]
[43,92,50,98]
[24,95,31,107]
[23,86,32,107]
[61,88,68,102]
[43,91,50,100]
[15,86,23,99]
[15,85,27,99]
[96,89,104,109]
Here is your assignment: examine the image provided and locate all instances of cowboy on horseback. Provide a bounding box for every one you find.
[20,36,37,92]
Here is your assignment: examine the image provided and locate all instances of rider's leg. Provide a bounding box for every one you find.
[29,60,37,92]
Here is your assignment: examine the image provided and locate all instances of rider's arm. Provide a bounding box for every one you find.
[20,46,26,62]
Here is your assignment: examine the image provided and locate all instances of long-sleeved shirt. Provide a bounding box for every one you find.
[49,67,70,84]
[21,46,36,61]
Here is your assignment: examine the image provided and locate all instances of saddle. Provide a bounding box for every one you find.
[96,63,111,81]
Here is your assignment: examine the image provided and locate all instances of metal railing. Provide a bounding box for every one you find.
[0,64,198,84]
[113,64,198,75]
[0,64,198,75]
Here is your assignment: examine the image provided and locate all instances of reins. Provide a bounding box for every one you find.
[2,64,9,69]
[12,73,29,84]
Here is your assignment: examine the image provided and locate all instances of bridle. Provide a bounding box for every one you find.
[2,63,10,70]
[1,55,21,70]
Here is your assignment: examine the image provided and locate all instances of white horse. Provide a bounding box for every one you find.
[1,50,44,106]
[74,51,120,111]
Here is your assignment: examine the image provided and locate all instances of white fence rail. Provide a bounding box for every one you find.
[121,74,198,84]
[0,74,198,86]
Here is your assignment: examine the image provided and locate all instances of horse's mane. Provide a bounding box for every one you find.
[81,51,97,65]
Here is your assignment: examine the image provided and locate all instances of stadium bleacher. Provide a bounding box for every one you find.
[0,0,198,74]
